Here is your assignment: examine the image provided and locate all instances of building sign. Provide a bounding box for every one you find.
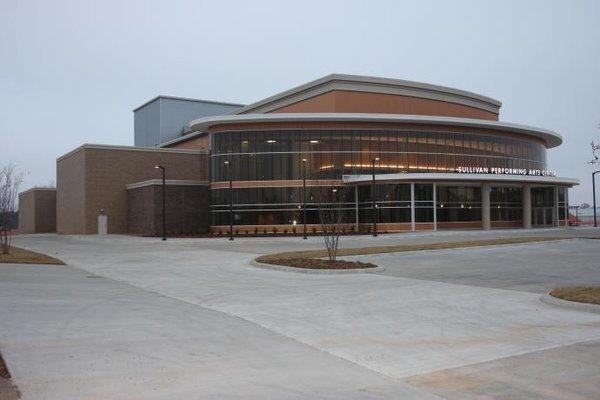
[456,166,556,177]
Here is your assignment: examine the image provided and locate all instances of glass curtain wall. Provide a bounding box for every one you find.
[211,130,547,182]
[211,129,547,227]
[490,187,523,221]
[436,186,482,222]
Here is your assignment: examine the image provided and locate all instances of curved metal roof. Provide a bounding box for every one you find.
[185,113,563,148]
[234,74,502,115]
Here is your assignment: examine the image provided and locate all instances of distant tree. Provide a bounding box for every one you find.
[0,164,24,254]
[580,203,591,209]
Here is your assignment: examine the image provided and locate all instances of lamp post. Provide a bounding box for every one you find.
[224,160,234,241]
[593,170,600,227]
[154,165,166,241]
[301,158,308,239]
[372,157,379,237]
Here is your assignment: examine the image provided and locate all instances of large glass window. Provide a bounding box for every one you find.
[436,186,482,222]
[490,187,523,221]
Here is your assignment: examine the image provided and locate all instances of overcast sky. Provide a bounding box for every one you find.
[2,0,599,204]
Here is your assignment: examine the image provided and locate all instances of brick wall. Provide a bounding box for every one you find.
[57,149,86,234]
[127,183,210,235]
[57,145,208,234]
[19,188,56,233]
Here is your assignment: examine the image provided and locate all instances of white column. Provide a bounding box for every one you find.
[410,183,415,231]
[554,186,560,227]
[432,183,437,231]
[523,185,532,229]
[482,183,491,230]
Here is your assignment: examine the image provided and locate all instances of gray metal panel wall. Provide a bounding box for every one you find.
[133,100,162,147]
[134,97,241,147]
[157,98,240,145]
[134,106,148,146]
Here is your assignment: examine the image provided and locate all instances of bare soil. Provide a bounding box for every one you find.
[550,286,600,305]
[0,352,19,400]
[262,258,378,270]
[0,246,64,265]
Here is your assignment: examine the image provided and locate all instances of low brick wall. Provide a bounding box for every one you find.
[127,181,210,236]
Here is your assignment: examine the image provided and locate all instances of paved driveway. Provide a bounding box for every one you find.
[2,231,600,399]
[350,238,600,293]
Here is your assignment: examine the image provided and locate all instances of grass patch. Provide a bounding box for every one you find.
[0,246,64,265]
[256,236,565,264]
[550,286,600,305]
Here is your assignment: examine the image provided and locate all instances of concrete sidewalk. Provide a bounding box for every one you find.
[0,263,436,399]
[3,229,600,399]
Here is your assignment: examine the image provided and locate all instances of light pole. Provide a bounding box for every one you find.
[593,170,600,227]
[302,158,307,239]
[154,165,166,241]
[372,157,379,237]
[224,160,234,241]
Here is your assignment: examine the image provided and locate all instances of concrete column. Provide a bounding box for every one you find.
[410,183,415,231]
[482,183,491,230]
[522,185,532,229]
[554,186,560,227]
[432,183,437,231]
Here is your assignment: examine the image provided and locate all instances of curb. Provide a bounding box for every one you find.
[249,259,386,274]
[539,292,600,314]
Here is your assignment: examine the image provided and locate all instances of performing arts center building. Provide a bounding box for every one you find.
[19,74,578,235]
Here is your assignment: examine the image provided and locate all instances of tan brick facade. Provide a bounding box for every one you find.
[18,188,57,233]
[57,145,208,234]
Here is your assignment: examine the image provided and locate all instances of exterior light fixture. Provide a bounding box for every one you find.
[301,158,308,239]
[154,165,166,241]
[371,157,379,237]
[224,160,233,241]
[332,188,338,193]
[310,140,319,144]
[461,204,464,208]
[440,204,444,208]
[266,140,277,143]
[593,170,600,227]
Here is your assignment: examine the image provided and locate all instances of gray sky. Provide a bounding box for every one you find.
[2,0,599,204]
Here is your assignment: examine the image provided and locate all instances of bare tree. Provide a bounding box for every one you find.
[313,173,352,263]
[0,164,24,254]
[589,141,600,165]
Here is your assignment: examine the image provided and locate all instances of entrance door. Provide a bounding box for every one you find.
[532,207,553,227]
[98,214,107,235]
[531,187,555,228]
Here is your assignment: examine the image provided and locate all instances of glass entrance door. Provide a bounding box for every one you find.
[532,207,554,227]
[531,187,555,227]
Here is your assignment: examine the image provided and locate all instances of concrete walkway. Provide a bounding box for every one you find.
[2,228,600,399]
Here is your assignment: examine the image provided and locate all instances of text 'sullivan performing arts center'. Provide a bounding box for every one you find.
[19,74,578,235]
